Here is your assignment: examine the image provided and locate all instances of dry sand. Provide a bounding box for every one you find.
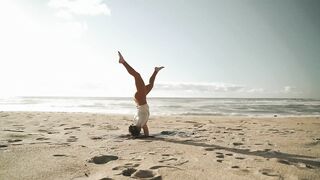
[0,111,319,180]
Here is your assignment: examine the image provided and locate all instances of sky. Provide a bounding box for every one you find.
[0,0,319,98]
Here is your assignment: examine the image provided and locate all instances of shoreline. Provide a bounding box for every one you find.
[2,97,320,117]
[1,110,320,118]
[1,111,319,180]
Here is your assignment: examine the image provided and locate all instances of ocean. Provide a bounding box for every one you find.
[0,97,319,117]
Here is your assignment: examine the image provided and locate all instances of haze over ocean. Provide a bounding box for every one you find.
[1,97,319,116]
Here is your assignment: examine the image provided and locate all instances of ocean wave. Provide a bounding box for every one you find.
[1,97,319,116]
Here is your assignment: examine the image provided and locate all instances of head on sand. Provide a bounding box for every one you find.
[129,124,141,137]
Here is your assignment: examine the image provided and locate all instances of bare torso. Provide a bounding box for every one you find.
[134,92,147,105]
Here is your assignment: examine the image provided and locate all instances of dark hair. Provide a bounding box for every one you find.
[129,125,141,137]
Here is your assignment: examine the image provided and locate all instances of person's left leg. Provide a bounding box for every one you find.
[118,51,147,104]
[145,66,164,95]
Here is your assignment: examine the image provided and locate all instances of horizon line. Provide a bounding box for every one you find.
[4,96,319,100]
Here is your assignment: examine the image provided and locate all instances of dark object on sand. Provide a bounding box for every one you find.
[122,168,137,176]
[0,145,8,148]
[129,125,141,137]
[160,131,176,135]
[133,170,156,178]
[274,114,277,117]
[88,155,118,164]
[233,142,244,146]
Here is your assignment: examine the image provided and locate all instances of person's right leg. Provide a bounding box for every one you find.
[118,51,146,103]
[142,124,149,136]
[145,66,164,95]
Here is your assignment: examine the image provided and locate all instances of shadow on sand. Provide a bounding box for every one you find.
[119,134,320,168]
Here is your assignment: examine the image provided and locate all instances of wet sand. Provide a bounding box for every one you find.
[0,112,319,180]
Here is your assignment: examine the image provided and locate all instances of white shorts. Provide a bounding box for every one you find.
[133,104,150,127]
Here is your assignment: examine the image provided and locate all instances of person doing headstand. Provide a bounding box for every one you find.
[118,51,164,137]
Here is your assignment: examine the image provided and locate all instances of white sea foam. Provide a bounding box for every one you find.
[0,97,319,117]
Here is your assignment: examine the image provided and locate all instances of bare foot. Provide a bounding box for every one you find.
[118,51,125,64]
[155,66,164,72]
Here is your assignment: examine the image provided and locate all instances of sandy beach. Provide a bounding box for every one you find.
[0,111,319,180]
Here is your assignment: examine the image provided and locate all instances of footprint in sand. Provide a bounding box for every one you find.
[241,169,250,173]
[158,155,188,166]
[0,144,8,148]
[204,147,215,151]
[7,139,22,143]
[90,136,103,140]
[204,147,222,151]
[99,178,113,180]
[112,163,140,170]
[64,127,80,130]
[150,165,180,170]
[216,154,224,158]
[131,157,143,161]
[158,157,178,163]
[259,168,280,177]
[235,157,245,160]
[36,137,50,141]
[174,160,189,166]
[277,159,291,165]
[233,142,244,146]
[0,113,9,117]
[113,163,141,177]
[81,123,94,127]
[12,124,25,127]
[133,170,160,179]
[88,155,118,164]
[38,129,59,134]
[121,168,137,176]
[3,129,24,133]
[67,136,78,142]
[53,154,67,157]
[231,166,240,169]
[162,154,171,156]
[215,152,225,163]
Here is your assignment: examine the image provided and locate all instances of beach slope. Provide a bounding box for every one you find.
[0,112,319,179]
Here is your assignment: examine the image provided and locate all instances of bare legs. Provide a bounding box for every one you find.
[145,66,164,95]
[118,51,147,105]
[118,51,164,137]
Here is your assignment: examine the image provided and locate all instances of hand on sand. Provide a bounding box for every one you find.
[118,51,125,64]
[155,66,165,72]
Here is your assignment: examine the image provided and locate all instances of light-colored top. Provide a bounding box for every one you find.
[133,104,150,127]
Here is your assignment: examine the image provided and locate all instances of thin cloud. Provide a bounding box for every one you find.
[48,0,111,19]
[282,86,295,93]
[280,86,301,95]
[48,0,110,38]
[247,88,265,93]
[156,82,245,93]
